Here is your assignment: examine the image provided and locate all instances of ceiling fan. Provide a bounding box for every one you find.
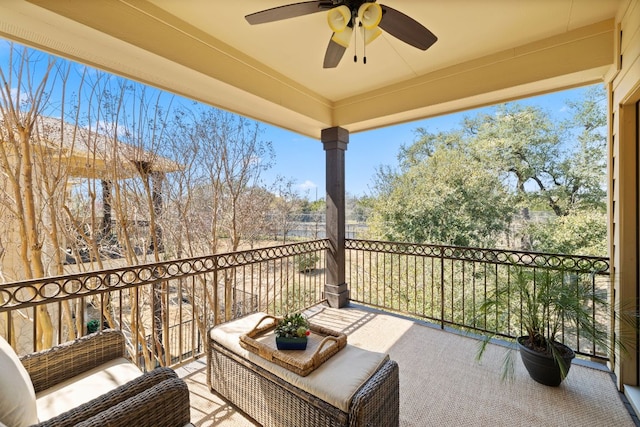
[245,0,437,68]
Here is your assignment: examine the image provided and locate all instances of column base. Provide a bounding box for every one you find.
[325,283,349,308]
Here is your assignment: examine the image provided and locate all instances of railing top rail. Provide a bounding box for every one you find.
[0,239,330,311]
[346,239,609,275]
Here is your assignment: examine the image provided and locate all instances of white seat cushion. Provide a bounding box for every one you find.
[36,357,142,422]
[0,336,38,427]
[211,312,388,412]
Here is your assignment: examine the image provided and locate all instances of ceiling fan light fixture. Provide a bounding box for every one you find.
[331,26,353,47]
[358,3,382,29]
[327,5,351,33]
[245,1,437,68]
[361,26,382,45]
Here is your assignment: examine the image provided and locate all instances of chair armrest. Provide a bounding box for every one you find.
[20,329,126,393]
[350,358,400,427]
[75,377,191,427]
[32,367,180,427]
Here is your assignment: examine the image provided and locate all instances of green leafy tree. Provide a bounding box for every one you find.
[466,87,606,218]
[524,210,607,256]
[299,197,325,223]
[517,86,608,255]
[368,86,607,254]
[350,195,373,223]
[308,198,326,213]
[465,104,561,217]
[369,131,515,247]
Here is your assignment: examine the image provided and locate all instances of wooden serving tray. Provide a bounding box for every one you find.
[239,314,347,377]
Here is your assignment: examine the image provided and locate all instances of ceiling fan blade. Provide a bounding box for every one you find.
[245,1,329,25]
[323,37,347,68]
[379,5,437,50]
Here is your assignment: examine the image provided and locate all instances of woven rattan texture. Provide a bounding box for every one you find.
[21,329,125,393]
[74,377,190,427]
[35,368,185,427]
[208,339,399,427]
[18,330,192,427]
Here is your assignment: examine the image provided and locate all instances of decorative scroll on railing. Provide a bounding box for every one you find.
[346,239,609,273]
[346,239,611,361]
[0,240,329,311]
[0,240,329,370]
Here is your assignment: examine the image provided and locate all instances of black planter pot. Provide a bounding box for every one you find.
[517,336,575,387]
[275,336,308,350]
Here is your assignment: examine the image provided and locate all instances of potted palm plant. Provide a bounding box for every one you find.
[476,266,613,386]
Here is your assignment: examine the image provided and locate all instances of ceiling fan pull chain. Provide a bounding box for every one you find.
[353,21,358,63]
[363,27,367,64]
[353,8,359,63]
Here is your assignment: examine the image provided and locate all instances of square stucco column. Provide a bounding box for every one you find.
[322,127,349,308]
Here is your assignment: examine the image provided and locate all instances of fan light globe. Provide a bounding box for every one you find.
[331,26,353,47]
[361,26,382,45]
[327,5,351,32]
[358,3,382,29]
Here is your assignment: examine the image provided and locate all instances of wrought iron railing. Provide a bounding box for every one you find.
[0,237,612,369]
[0,240,329,370]
[346,239,610,361]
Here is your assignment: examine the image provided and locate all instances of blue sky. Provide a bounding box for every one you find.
[0,39,596,200]
[262,85,595,199]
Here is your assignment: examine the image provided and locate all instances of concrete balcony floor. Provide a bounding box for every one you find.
[175,305,639,426]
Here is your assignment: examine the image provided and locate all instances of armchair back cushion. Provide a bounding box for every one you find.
[0,336,38,427]
[35,356,142,421]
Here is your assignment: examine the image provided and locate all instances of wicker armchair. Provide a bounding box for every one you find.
[0,329,191,427]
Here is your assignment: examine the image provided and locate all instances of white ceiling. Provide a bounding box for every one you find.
[0,0,624,139]
[190,0,616,99]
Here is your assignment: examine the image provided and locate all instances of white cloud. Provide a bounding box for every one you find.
[8,87,30,107]
[298,180,317,191]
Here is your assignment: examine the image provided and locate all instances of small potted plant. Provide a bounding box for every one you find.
[275,313,311,350]
[86,319,101,334]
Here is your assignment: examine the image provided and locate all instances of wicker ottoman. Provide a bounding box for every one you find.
[207,313,399,427]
